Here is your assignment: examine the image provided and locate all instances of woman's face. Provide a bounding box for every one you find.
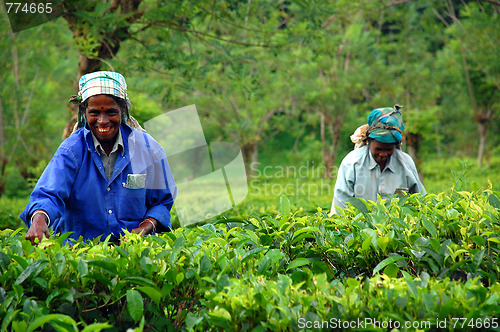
[369,139,396,168]
[85,95,123,144]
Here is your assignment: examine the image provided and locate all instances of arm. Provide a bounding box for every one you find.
[401,153,427,195]
[330,162,356,215]
[131,217,158,235]
[21,146,79,244]
[142,157,176,232]
[25,210,50,245]
[131,134,177,234]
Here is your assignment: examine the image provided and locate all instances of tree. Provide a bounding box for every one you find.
[0,13,77,197]
[280,1,392,178]
[437,1,499,167]
[110,0,287,176]
[59,0,276,139]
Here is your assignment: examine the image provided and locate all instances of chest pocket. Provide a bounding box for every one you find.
[119,187,147,221]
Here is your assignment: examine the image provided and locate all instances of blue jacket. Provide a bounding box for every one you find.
[20,124,176,241]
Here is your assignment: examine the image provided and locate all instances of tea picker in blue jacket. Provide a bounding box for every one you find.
[21,71,177,244]
[330,105,426,215]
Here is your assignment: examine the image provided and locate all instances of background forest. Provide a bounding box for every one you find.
[0,0,499,221]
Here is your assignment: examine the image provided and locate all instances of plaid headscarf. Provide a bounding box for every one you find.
[70,71,128,104]
[366,105,405,144]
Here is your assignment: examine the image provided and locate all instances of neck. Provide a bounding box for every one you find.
[101,139,116,156]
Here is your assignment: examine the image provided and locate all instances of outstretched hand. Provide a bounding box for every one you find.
[25,212,50,245]
[131,218,157,236]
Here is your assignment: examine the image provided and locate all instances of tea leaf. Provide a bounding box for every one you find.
[241,247,267,263]
[15,259,49,285]
[422,216,437,238]
[287,258,310,271]
[280,195,291,224]
[1,309,20,332]
[488,194,500,209]
[136,286,162,306]
[126,289,144,323]
[384,263,399,278]
[0,252,10,270]
[185,312,203,330]
[77,259,88,277]
[81,323,113,332]
[347,197,369,214]
[373,255,406,276]
[87,259,118,275]
[27,314,77,332]
[199,254,211,275]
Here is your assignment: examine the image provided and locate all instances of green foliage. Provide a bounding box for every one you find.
[1,187,499,330]
[421,156,500,194]
[0,197,28,229]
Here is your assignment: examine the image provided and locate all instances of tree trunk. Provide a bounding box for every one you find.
[242,143,258,178]
[474,108,491,168]
[321,112,342,179]
[477,119,488,168]
[405,132,421,162]
[320,113,332,178]
[328,115,343,177]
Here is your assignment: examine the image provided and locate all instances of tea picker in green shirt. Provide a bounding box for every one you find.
[330,105,426,215]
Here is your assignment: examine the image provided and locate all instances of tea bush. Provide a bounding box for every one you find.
[1,187,499,331]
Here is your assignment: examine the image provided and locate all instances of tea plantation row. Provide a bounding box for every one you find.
[0,188,499,331]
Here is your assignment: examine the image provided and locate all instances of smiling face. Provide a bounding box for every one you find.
[85,94,123,146]
[369,139,396,170]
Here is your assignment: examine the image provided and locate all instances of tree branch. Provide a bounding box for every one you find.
[385,0,414,7]
[228,96,242,118]
[197,4,266,33]
[142,21,270,47]
[21,69,39,127]
[480,0,500,6]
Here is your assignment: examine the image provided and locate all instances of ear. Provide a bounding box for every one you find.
[121,109,129,123]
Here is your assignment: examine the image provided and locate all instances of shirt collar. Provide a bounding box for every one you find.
[91,128,124,156]
[385,153,396,172]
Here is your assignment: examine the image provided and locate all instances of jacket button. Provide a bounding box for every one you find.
[107,187,111,191]
[108,210,112,214]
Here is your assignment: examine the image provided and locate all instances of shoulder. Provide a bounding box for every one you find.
[56,128,87,161]
[340,145,369,167]
[127,127,166,158]
[394,149,417,168]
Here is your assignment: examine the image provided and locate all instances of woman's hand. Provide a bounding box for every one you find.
[131,218,157,236]
[25,211,50,245]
